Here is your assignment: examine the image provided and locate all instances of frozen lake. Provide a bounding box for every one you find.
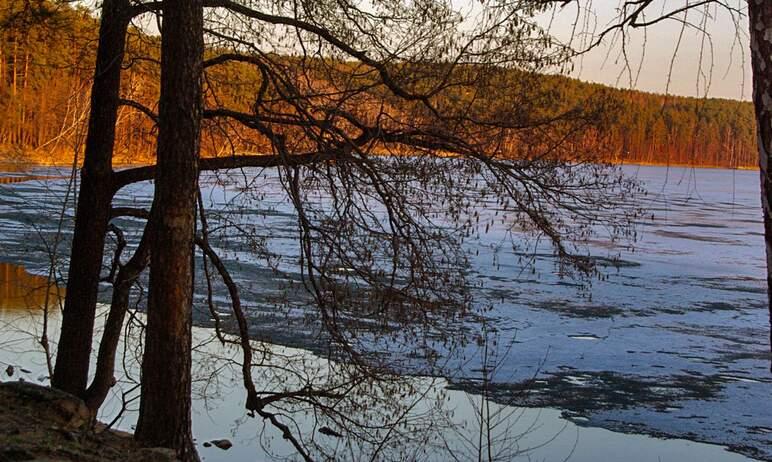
[0,164,769,460]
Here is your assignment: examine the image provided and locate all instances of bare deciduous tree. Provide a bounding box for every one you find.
[49,0,642,459]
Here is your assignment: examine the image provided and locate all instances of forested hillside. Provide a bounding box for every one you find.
[0,0,757,168]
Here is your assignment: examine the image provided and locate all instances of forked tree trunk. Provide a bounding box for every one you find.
[134,1,203,460]
[749,0,772,358]
[52,0,130,397]
[84,227,151,412]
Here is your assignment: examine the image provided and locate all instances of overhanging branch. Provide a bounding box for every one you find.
[112,151,338,191]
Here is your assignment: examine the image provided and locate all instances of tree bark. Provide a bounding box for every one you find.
[749,0,772,360]
[12,37,17,97]
[134,1,203,460]
[52,0,130,396]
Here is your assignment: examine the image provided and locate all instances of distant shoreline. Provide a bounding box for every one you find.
[618,161,758,171]
[0,153,759,173]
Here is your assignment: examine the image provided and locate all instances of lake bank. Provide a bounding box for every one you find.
[0,381,177,462]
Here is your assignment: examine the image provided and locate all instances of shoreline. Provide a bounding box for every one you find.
[620,160,758,171]
[0,155,760,173]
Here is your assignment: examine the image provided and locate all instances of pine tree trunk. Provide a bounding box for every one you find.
[12,38,17,97]
[51,0,130,396]
[0,32,4,90]
[134,1,203,460]
[748,0,772,358]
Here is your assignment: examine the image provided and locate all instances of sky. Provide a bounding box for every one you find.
[124,0,753,102]
[543,0,752,101]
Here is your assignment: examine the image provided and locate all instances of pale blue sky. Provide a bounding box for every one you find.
[545,0,752,101]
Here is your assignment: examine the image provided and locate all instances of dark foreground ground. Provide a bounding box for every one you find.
[0,381,176,462]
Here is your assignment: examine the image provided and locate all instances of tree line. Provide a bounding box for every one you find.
[0,0,757,169]
[542,75,757,168]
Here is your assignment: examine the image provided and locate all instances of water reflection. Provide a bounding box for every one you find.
[0,175,62,184]
[0,262,63,312]
[0,281,759,461]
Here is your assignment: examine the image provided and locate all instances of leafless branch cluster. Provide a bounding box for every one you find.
[9,0,647,459]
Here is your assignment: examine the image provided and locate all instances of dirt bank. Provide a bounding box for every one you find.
[0,381,177,462]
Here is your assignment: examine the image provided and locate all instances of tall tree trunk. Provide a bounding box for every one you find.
[22,50,27,90]
[0,33,4,90]
[52,0,130,396]
[20,51,28,146]
[12,37,17,97]
[748,0,772,360]
[135,1,203,460]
